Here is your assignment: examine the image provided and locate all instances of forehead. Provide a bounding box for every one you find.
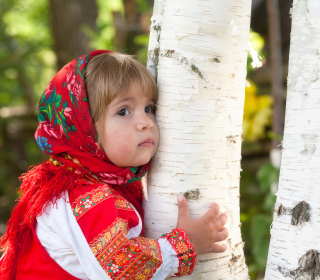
[115,82,154,102]
[110,84,153,107]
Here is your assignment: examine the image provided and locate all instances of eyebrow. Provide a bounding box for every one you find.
[110,96,154,109]
[118,97,135,103]
[109,96,135,109]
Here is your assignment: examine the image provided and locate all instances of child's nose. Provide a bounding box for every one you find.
[136,113,154,131]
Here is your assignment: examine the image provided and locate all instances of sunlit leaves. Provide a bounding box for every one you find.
[243,80,273,142]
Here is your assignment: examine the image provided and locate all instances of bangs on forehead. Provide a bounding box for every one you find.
[116,69,158,103]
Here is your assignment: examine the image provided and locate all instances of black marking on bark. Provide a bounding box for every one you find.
[198,258,215,263]
[229,253,241,264]
[180,56,188,64]
[153,25,161,31]
[277,203,292,216]
[291,201,311,226]
[191,64,204,79]
[277,204,284,215]
[226,135,236,144]
[163,49,175,57]
[279,250,320,280]
[151,47,160,82]
[212,57,221,63]
[183,189,200,200]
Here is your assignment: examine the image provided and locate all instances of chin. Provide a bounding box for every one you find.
[132,157,152,167]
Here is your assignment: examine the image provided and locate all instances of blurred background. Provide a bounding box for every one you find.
[0,0,292,278]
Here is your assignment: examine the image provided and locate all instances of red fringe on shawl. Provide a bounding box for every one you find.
[0,161,84,280]
[0,160,146,280]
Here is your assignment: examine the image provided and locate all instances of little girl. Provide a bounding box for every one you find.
[0,50,228,280]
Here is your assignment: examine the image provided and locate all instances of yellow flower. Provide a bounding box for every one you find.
[74,205,80,214]
[144,269,151,275]
[118,221,128,234]
[111,226,116,234]
[151,250,157,257]
[96,243,102,250]
[116,199,127,208]
[135,275,146,280]
[148,239,157,247]
[129,244,136,252]
[176,241,188,254]
[180,266,191,275]
[115,253,127,266]
[91,246,97,255]
[92,191,104,203]
[104,232,111,243]
[152,256,160,263]
[243,80,273,142]
[181,254,190,261]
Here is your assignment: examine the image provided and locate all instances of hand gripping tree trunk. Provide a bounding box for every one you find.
[144,0,251,279]
[265,0,320,279]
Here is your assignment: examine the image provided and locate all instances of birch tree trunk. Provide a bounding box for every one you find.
[144,0,251,279]
[265,0,320,279]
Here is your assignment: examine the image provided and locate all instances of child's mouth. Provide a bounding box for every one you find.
[139,142,153,147]
[138,138,154,147]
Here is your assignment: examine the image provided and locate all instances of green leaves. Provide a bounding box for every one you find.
[39,87,76,139]
[250,214,272,270]
[257,163,280,192]
[129,167,138,174]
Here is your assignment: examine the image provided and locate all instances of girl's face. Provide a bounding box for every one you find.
[98,82,159,167]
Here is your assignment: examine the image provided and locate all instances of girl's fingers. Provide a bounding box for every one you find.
[177,196,190,221]
[215,227,229,242]
[213,213,227,229]
[203,202,220,222]
[209,243,227,253]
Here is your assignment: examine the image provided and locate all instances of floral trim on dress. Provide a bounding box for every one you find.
[159,228,197,277]
[71,184,134,220]
[89,218,162,280]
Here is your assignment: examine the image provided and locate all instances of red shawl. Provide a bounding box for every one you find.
[0,50,150,280]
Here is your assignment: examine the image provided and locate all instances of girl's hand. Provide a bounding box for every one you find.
[176,196,229,255]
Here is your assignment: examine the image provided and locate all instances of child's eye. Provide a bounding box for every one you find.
[145,105,156,114]
[117,108,129,116]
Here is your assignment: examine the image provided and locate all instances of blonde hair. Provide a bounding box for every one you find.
[85,52,158,142]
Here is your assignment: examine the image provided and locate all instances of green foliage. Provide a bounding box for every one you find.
[0,0,55,225]
[247,30,266,75]
[257,163,279,193]
[241,160,279,279]
[250,214,273,270]
[0,0,56,106]
[134,34,150,64]
[136,0,152,13]
[89,0,124,51]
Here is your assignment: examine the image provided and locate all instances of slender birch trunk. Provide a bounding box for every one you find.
[265,0,320,279]
[144,1,251,279]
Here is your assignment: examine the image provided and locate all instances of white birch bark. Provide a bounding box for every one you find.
[265,0,320,279]
[144,0,251,279]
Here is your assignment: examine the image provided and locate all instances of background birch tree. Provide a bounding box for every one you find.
[144,0,252,278]
[265,0,320,279]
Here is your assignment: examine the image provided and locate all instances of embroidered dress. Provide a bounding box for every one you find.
[0,50,197,280]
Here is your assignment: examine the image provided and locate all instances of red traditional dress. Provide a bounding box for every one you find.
[0,50,197,280]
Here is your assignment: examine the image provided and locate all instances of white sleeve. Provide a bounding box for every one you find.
[36,191,111,280]
[151,239,180,279]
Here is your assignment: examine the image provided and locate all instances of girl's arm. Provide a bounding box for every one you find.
[69,184,197,279]
[36,183,227,279]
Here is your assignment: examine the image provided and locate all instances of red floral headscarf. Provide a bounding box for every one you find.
[0,50,150,280]
[35,49,149,184]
